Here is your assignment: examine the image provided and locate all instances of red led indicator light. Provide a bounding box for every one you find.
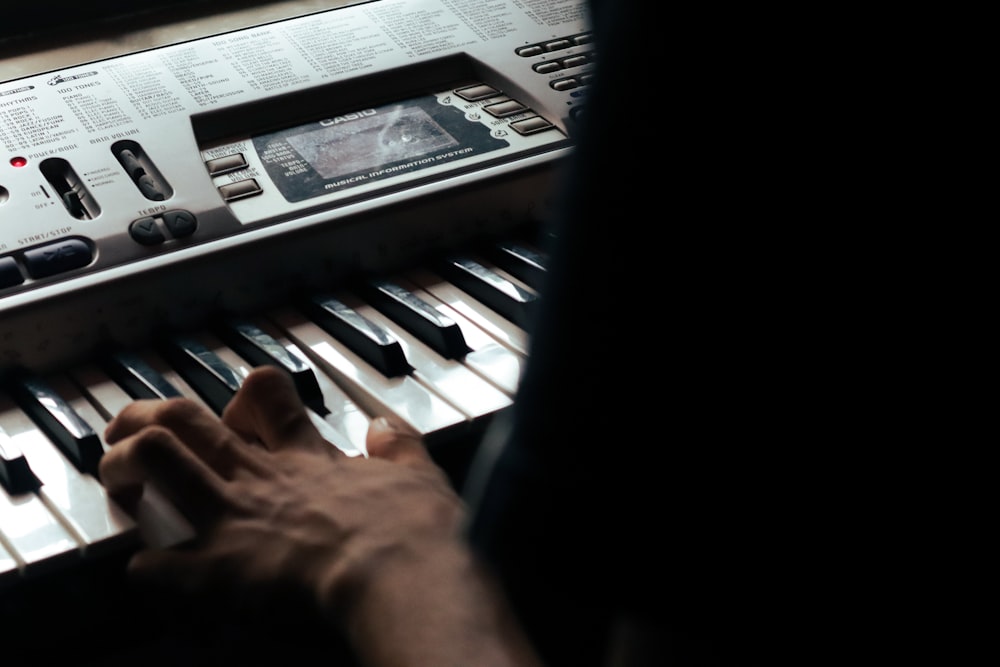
[10,156,28,167]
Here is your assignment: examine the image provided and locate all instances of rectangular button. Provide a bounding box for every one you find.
[510,116,555,135]
[218,179,262,201]
[543,39,573,51]
[0,257,24,289]
[205,153,247,176]
[484,100,529,118]
[23,239,93,279]
[454,84,501,101]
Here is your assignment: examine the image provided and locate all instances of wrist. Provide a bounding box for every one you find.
[329,540,542,667]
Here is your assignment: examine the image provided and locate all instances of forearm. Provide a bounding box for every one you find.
[333,542,544,667]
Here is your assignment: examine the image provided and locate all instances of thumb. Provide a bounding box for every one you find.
[365,417,431,467]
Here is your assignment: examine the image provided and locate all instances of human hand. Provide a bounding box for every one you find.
[99,365,464,614]
[100,365,542,666]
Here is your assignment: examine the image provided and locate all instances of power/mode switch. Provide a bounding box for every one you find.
[39,157,101,220]
[112,140,173,201]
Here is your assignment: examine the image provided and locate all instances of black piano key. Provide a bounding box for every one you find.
[0,425,41,494]
[102,350,183,400]
[302,294,412,378]
[159,336,244,415]
[360,280,470,360]
[10,375,103,476]
[215,318,325,410]
[436,256,538,327]
[486,241,548,291]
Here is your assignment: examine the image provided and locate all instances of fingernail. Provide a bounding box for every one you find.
[371,416,398,434]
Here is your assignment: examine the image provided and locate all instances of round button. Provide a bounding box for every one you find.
[130,217,165,245]
[163,210,197,238]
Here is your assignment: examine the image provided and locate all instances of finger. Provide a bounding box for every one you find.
[365,416,433,467]
[125,546,216,594]
[222,366,332,455]
[99,424,230,528]
[104,398,165,444]
[106,398,265,479]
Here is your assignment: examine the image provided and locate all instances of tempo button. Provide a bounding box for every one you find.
[219,179,262,201]
[130,217,165,246]
[163,210,197,238]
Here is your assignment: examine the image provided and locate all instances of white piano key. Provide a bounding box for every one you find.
[163,332,366,458]
[0,398,83,578]
[71,361,161,420]
[302,293,412,378]
[1,424,40,495]
[343,293,514,420]
[434,254,538,328]
[4,379,138,559]
[238,317,371,456]
[386,276,526,396]
[160,333,248,415]
[0,484,80,579]
[181,332,253,391]
[267,306,468,442]
[100,349,184,402]
[115,349,216,411]
[66,364,196,550]
[10,374,105,477]
[484,239,549,291]
[406,268,530,356]
[215,317,327,408]
[0,539,19,587]
[360,279,471,360]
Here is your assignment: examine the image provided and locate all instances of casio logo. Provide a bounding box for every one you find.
[319,109,377,126]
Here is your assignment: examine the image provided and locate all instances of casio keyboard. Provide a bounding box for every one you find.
[1,0,591,632]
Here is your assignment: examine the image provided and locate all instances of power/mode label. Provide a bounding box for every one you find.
[253,94,508,203]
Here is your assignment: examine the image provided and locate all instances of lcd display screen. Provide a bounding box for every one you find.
[286,107,459,178]
[253,93,508,203]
